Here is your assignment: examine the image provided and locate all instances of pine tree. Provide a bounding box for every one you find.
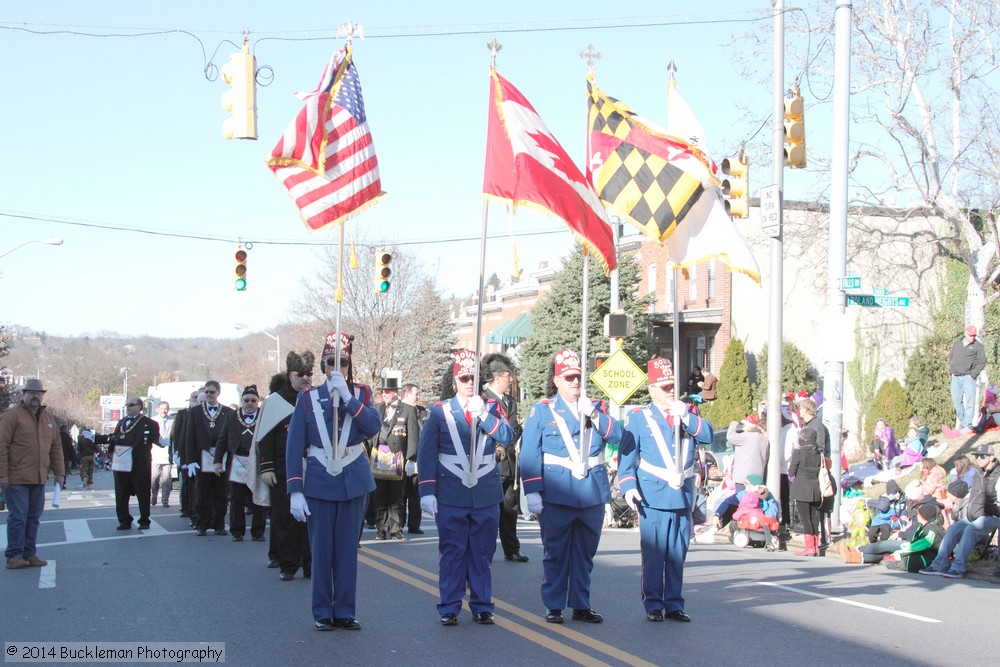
[752,341,819,404]
[700,338,752,426]
[520,244,653,403]
[397,277,456,403]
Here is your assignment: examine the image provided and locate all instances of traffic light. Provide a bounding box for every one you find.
[234,247,248,291]
[720,148,749,219]
[589,353,610,372]
[220,39,257,140]
[783,84,806,169]
[374,248,392,293]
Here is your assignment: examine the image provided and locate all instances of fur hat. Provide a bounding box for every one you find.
[242,385,259,398]
[285,350,315,376]
[482,352,516,380]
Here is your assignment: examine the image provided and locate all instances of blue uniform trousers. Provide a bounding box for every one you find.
[639,508,691,614]
[538,503,604,611]
[306,494,366,622]
[435,503,499,615]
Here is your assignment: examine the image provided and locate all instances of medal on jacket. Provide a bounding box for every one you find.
[203,403,219,429]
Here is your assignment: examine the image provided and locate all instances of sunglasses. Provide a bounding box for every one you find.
[339,358,350,367]
[242,397,258,402]
[456,375,475,383]
[127,402,142,407]
[562,374,582,383]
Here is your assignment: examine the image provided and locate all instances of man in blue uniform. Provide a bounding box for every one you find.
[520,349,622,625]
[286,332,382,631]
[619,358,713,622]
[417,349,514,626]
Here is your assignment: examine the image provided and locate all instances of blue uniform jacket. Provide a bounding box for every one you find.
[417,396,513,509]
[285,382,381,501]
[619,406,713,511]
[520,395,622,509]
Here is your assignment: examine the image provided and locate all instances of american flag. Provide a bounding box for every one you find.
[266,46,384,232]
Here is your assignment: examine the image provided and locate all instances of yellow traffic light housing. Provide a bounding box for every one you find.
[234,247,248,291]
[720,148,749,219]
[375,248,392,293]
[221,40,258,140]
[783,85,806,169]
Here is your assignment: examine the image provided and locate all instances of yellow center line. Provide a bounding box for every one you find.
[361,548,658,667]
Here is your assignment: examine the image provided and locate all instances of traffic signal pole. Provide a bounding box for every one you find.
[824,0,853,532]
[765,0,785,517]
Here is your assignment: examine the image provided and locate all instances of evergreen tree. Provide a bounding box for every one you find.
[700,338,752,426]
[847,321,880,448]
[520,244,653,403]
[0,325,10,410]
[867,379,913,439]
[752,341,819,405]
[397,277,456,404]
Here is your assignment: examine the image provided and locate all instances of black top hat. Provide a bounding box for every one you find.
[380,376,400,391]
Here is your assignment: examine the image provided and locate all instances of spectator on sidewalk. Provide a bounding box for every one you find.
[59,425,78,473]
[947,325,986,434]
[77,430,99,489]
[869,418,898,470]
[919,444,1000,579]
[726,416,768,493]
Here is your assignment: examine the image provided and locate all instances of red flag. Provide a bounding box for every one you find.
[483,69,616,271]
[266,46,384,232]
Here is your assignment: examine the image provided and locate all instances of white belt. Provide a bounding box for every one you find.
[439,454,496,481]
[639,459,694,485]
[544,453,603,469]
[308,445,364,467]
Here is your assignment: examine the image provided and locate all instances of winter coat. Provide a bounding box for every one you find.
[0,403,65,484]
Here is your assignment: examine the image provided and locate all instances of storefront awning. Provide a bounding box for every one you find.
[500,312,533,345]
[486,319,512,344]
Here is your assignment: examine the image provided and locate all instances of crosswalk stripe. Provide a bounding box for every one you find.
[38,560,56,588]
[62,519,94,543]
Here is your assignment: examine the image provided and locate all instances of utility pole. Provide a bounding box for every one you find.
[765,0,785,513]
[825,0,853,532]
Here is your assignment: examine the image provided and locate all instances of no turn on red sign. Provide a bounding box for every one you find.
[589,349,647,406]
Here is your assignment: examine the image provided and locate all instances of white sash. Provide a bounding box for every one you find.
[543,453,602,469]
[308,445,364,467]
[641,408,690,489]
[229,455,250,484]
[111,446,133,473]
[550,401,588,479]
[310,387,356,476]
[442,403,491,488]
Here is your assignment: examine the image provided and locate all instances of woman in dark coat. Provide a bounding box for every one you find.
[789,428,824,556]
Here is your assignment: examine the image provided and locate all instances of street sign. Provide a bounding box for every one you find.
[872,288,888,296]
[840,276,861,290]
[589,349,647,406]
[846,294,910,308]
[760,184,781,238]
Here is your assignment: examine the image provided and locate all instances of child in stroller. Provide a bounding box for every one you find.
[732,483,781,551]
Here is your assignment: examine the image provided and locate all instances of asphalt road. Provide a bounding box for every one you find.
[2,472,994,666]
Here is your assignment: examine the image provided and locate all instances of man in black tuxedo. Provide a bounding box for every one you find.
[371,377,420,541]
[482,353,528,563]
[96,397,160,530]
[172,389,201,524]
[186,380,233,536]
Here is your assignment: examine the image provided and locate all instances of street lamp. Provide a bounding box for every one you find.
[0,237,63,261]
[234,324,281,374]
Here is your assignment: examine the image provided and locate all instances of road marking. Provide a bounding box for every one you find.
[363,548,658,667]
[38,560,56,589]
[757,581,942,623]
[62,519,95,543]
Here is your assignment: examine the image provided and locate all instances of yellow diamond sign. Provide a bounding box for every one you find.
[589,349,647,406]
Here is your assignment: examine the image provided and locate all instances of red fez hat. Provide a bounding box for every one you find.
[452,349,477,377]
[322,332,352,360]
[554,349,582,377]
[646,357,674,387]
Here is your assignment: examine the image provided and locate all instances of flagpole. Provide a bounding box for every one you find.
[331,222,345,472]
[667,61,683,481]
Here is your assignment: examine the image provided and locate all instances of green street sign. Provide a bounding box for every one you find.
[847,294,910,308]
[840,276,861,290]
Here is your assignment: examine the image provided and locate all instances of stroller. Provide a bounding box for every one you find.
[731,515,782,550]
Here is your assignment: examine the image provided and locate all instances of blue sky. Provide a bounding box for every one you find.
[0,2,821,339]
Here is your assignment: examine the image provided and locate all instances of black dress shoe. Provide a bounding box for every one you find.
[440,613,458,626]
[232,535,244,542]
[116,524,132,531]
[665,610,691,623]
[179,512,190,518]
[267,559,280,569]
[279,572,294,581]
[407,528,425,535]
[137,522,151,530]
[504,552,529,563]
[390,532,407,541]
[303,566,311,579]
[473,612,495,625]
[545,609,564,624]
[314,618,335,631]
[333,618,361,630]
[251,535,265,542]
[375,531,387,540]
[646,610,664,622]
[572,609,604,623]
[196,528,207,536]
[215,529,228,536]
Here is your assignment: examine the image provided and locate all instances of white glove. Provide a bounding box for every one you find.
[467,395,488,420]
[328,371,350,403]
[405,460,416,476]
[669,400,689,424]
[420,495,438,516]
[526,492,544,515]
[624,488,643,508]
[577,395,597,419]
[290,492,311,523]
[260,471,277,487]
[187,462,200,478]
